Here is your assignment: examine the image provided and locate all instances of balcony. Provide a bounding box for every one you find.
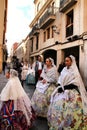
[39,6,57,29]
[29,24,40,38]
[59,0,77,13]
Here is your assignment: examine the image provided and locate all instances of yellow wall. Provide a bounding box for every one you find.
[83,0,87,32]
[0,0,5,72]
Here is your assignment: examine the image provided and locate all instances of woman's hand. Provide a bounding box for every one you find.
[42,79,47,84]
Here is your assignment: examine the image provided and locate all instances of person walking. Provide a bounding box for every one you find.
[26,64,35,85]
[31,57,58,117]
[34,55,44,84]
[21,61,28,86]
[47,55,87,130]
[0,69,35,130]
[11,56,23,82]
[2,61,7,75]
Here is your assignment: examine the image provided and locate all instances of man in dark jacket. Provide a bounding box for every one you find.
[35,55,44,84]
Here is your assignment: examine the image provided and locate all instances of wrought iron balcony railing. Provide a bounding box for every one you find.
[39,6,58,29]
[29,24,40,37]
[60,0,77,13]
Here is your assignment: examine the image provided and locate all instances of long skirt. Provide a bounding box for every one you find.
[47,89,87,130]
[0,100,36,130]
[21,70,28,80]
[26,74,35,85]
[31,83,56,118]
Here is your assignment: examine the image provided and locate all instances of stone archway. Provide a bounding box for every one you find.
[42,49,57,65]
[63,46,79,68]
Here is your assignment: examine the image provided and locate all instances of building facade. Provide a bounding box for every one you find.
[29,0,59,64]
[29,0,87,87]
[0,0,8,72]
[14,35,30,63]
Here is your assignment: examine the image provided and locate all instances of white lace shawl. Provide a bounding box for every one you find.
[0,75,32,125]
[36,65,58,93]
[58,55,87,115]
[41,65,58,83]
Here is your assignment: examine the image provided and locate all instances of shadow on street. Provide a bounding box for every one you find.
[0,74,49,130]
[24,83,49,130]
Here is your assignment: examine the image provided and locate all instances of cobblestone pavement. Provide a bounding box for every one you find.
[0,73,49,130]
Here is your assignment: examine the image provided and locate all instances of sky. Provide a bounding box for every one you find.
[6,0,34,54]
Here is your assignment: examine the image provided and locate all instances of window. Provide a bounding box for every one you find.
[47,28,50,39]
[52,2,55,14]
[66,10,73,37]
[37,2,40,12]
[52,27,54,38]
[31,57,34,64]
[36,35,39,50]
[31,39,33,52]
[44,31,46,42]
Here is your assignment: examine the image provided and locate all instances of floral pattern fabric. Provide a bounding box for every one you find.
[0,100,35,130]
[47,89,87,130]
[31,84,56,117]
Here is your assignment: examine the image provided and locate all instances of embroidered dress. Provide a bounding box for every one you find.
[47,56,87,130]
[31,64,58,117]
[21,65,28,80]
[26,67,35,85]
[48,89,87,130]
[0,69,35,130]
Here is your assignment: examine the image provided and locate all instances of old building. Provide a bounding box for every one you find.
[0,0,8,72]
[29,0,87,87]
[58,0,87,86]
[14,35,30,63]
[29,0,59,64]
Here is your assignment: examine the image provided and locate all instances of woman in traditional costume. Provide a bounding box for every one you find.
[21,61,28,86]
[47,55,87,130]
[0,69,35,130]
[26,64,35,85]
[31,57,58,117]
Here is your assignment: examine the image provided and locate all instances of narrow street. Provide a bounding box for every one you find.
[24,83,49,130]
[0,72,49,130]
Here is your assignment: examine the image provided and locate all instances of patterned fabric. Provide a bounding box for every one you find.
[47,89,87,130]
[0,100,35,130]
[31,84,56,117]
[26,74,35,85]
[40,65,58,83]
[21,65,28,80]
[31,63,58,117]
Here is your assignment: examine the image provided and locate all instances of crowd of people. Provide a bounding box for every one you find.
[9,55,44,86]
[0,54,87,130]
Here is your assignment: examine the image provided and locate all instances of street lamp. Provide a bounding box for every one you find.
[52,25,62,44]
[52,25,60,34]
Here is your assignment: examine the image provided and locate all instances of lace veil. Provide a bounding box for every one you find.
[70,55,87,115]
